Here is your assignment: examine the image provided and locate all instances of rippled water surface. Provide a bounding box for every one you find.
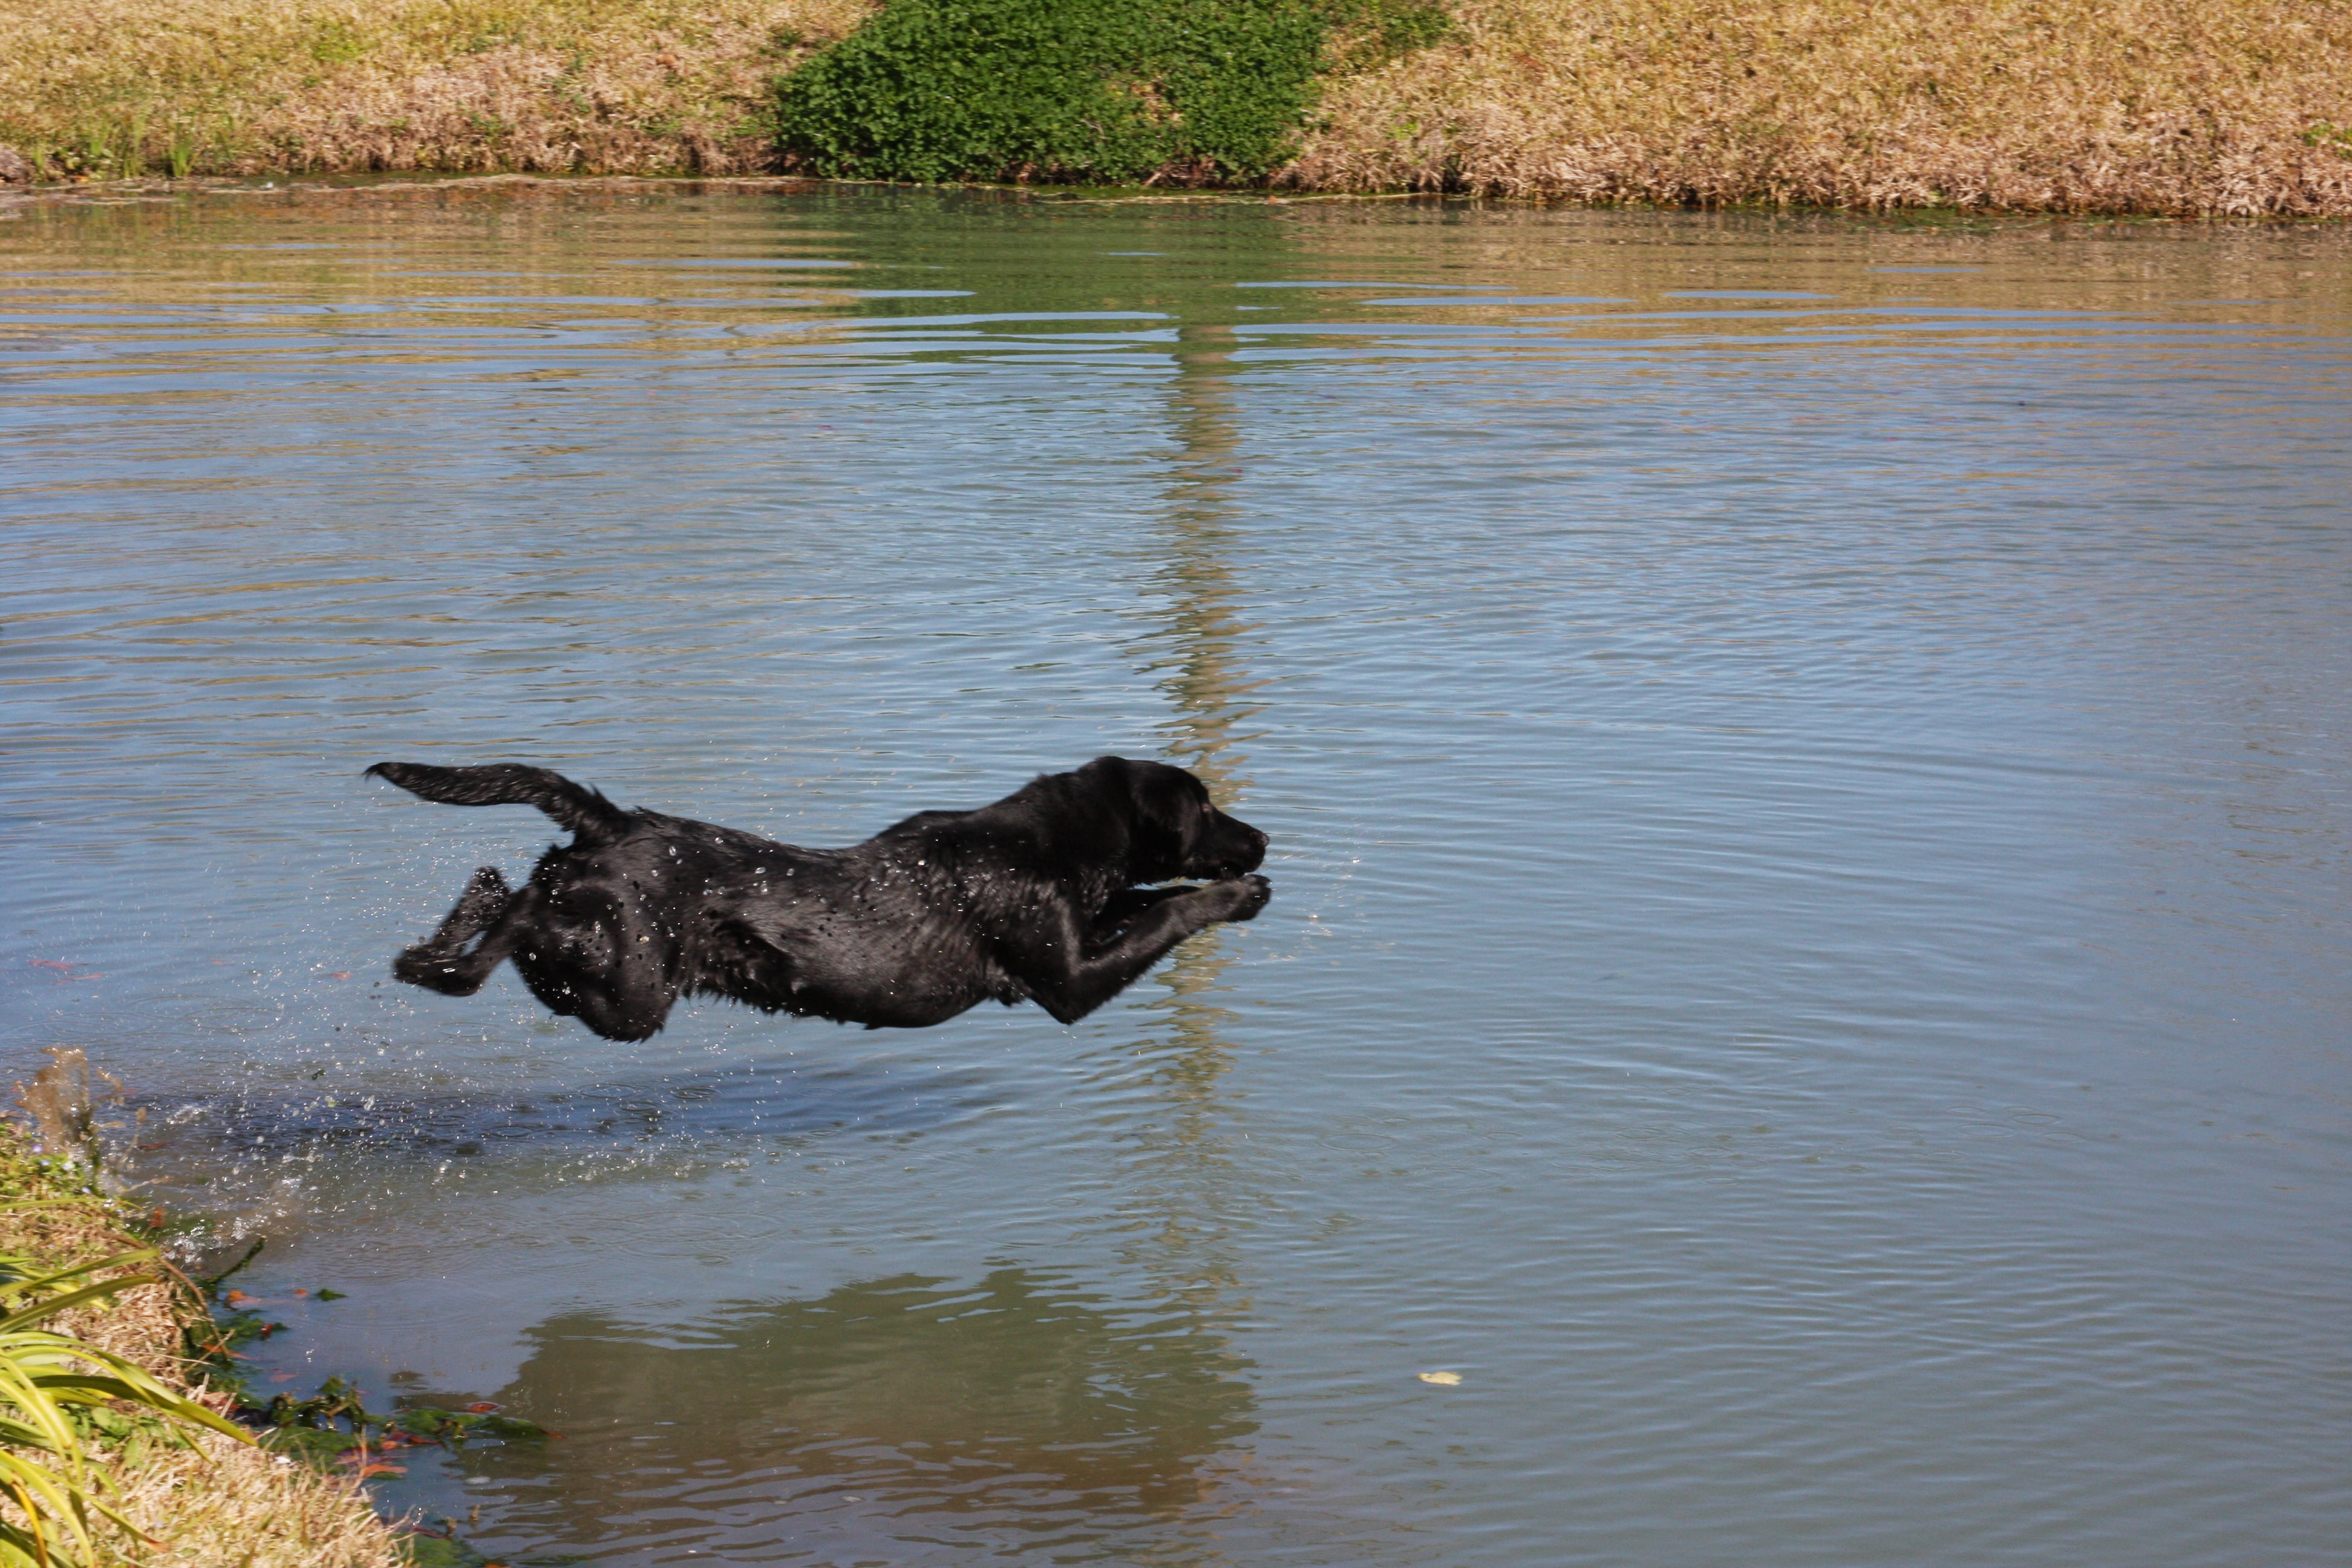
[5,183,2350,1566]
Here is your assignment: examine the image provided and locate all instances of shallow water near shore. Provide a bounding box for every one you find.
[5,183,2350,1566]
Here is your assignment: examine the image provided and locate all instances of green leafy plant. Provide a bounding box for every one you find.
[251,1374,551,1469]
[0,1247,253,1567]
[772,0,1449,184]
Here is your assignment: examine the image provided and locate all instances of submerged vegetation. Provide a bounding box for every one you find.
[1,0,2347,207]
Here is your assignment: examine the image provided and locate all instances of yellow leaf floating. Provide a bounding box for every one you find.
[1417,1370,1462,1386]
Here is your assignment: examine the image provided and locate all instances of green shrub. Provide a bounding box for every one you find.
[773,0,1449,184]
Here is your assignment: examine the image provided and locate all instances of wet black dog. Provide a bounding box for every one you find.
[367,757,1270,1040]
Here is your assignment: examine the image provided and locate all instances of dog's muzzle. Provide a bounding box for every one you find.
[1195,820,1269,880]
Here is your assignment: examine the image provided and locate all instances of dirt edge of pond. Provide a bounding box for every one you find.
[0,1118,439,1568]
[3,0,2348,218]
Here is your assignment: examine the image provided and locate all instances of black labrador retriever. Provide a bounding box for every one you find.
[368,757,1270,1040]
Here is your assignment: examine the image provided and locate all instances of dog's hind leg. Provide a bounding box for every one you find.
[433,867,511,944]
[390,867,517,995]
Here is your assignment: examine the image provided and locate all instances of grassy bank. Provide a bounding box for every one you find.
[0,1122,408,1567]
[2,0,2348,214]
[1290,0,2352,216]
[0,0,875,179]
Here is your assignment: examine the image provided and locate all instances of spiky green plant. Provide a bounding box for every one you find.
[0,1248,253,1568]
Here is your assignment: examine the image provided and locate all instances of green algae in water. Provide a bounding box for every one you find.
[395,1533,495,1568]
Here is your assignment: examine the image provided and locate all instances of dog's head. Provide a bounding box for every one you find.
[1080,756,1268,884]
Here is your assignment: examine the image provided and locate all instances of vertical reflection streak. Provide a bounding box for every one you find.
[1118,318,1268,1337]
[1083,315,1279,1548]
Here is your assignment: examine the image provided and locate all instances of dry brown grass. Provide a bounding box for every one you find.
[2,1,2347,219]
[1292,0,2352,215]
[92,1427,410,1568]
[0,0,877,178]
[0,1124,408,1568]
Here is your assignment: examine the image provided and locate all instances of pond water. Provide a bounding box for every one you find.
[5,181,2349,1566]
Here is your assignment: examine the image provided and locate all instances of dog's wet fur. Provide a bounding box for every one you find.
[368,758,1270,1040]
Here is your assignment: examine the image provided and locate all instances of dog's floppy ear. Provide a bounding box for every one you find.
[1080,755,1201,866]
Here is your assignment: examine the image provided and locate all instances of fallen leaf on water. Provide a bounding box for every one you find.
[465,1402,500,1414]
[1417,1371,1463,1386]
[316,1287,347,1301]
[222,1290,251,1304]
[293,1288,308,1297]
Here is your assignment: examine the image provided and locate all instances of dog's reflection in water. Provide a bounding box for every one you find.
[414,1268,1259,1538]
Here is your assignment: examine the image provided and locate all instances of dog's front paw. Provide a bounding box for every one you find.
[1214,873,1272,923]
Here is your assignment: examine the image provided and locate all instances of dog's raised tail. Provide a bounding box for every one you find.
[367,762,632,848]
